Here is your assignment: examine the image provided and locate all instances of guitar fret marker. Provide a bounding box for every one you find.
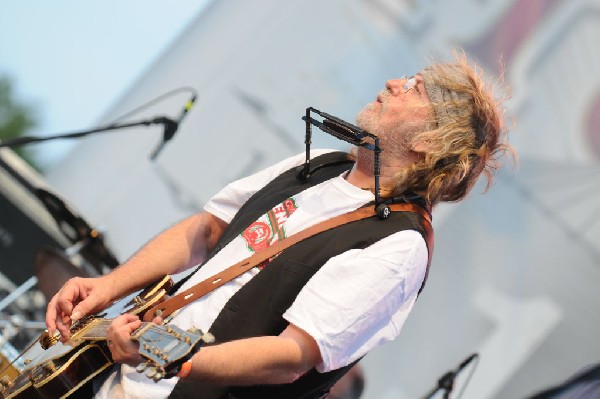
[212,278,222,285]
[184,293,194,300]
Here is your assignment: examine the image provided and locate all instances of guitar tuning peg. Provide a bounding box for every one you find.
[144,366,157,379]
[201,332,215,344]
[152,370,165,382]
[136,362,148,373]
[42,361,57,373]
[39,330,60,349]
[0,375,14,389]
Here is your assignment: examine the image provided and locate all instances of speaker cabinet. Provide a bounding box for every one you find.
[0,149,68,287]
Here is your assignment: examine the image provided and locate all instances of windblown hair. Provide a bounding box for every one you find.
[392,53,515,206]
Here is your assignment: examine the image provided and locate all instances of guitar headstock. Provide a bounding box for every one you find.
[134,324,214,382]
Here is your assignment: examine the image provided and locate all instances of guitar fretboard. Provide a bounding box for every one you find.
[76,319,153,341]
[77,319,110,340]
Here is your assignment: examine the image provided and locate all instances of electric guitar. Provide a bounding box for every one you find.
[0,276,214,399]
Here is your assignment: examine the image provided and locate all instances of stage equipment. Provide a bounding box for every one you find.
[0,90,197,375]
[302,107,427,220]
[0,148,119,363]
[34,188,119,273]
[0,116,173,161]
[0,87,197,162]
[422,353,479,399]
[301,108,387,216]
[0,89,198,271]
[0,150,70,287]
[150,94,197,160]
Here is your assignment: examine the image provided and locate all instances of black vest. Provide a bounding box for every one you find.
[169,152,431,399]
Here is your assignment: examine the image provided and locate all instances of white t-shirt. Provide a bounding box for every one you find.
[95,149,428,399]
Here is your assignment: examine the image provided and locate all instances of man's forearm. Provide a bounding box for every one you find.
[186,332,319,386]
[106,212,227,299]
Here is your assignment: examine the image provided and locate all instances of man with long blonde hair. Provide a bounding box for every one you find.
[353,53,512,206]
[45,53,513,399]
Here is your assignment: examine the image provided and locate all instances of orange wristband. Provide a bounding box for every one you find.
[176,360,193,379]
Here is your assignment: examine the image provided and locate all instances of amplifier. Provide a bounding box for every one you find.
[0,149,69,288]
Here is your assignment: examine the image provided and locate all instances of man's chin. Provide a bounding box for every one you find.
[356,110,378,133]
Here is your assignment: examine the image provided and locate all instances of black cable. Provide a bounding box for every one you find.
[108,86,198,124]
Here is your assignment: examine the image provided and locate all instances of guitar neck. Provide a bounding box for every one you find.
[69,275,174,342]
[73,318,153,342]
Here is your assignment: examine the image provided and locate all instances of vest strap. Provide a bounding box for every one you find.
[143,203,432,322]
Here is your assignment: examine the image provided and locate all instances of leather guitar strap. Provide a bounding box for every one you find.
[143,203,433,322]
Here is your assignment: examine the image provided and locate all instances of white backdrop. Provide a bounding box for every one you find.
[46,0,600,397]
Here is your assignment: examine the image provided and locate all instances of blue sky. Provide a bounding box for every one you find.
[0,1,211,167]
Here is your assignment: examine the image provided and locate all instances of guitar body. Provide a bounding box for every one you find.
[3,343,111,399]
[0,275,210,399]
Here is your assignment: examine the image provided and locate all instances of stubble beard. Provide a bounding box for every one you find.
[355,103,379,134]
[356,103,412,159]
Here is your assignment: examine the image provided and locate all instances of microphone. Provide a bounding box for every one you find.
[457,353,478,372]
[150,95,197,160]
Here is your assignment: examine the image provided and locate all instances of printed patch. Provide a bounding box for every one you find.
[242,221,271,252]
[242,198,298,254]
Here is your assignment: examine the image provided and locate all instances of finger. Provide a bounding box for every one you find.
[152,316,164,325]
[46,307,71,341]
[127,318,142,333]
[71,293,102,322]
[107,317,144,365]
[56,294,75,320]
[47,289,74,333]
[118,316,142,339]
[107,315,138,340]
[111,313,138,327]
[70,307,83,322]
[45,298,59,335]
[56,315,72,340]
[123,313,141,324]
[112,317,141,346]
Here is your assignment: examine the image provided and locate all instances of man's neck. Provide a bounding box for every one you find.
[344,165,376,191]
[345,147,419,194]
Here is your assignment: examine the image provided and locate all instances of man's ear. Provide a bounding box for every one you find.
[411,139,429,154]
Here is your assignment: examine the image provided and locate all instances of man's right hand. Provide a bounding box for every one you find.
[45,275,116,341]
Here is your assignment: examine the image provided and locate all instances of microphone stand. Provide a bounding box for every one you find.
[0,116,172,271]
[422,353,479,399]
[0,117,170,149]
[423,369,457,399]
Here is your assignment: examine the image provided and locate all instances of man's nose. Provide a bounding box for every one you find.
[385,79,404,95]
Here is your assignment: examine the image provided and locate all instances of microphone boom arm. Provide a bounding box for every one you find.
[0,117,172,151]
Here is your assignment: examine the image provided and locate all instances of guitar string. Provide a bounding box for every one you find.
[0,333,44,376]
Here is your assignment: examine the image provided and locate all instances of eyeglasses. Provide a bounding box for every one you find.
[401,76,418,93]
